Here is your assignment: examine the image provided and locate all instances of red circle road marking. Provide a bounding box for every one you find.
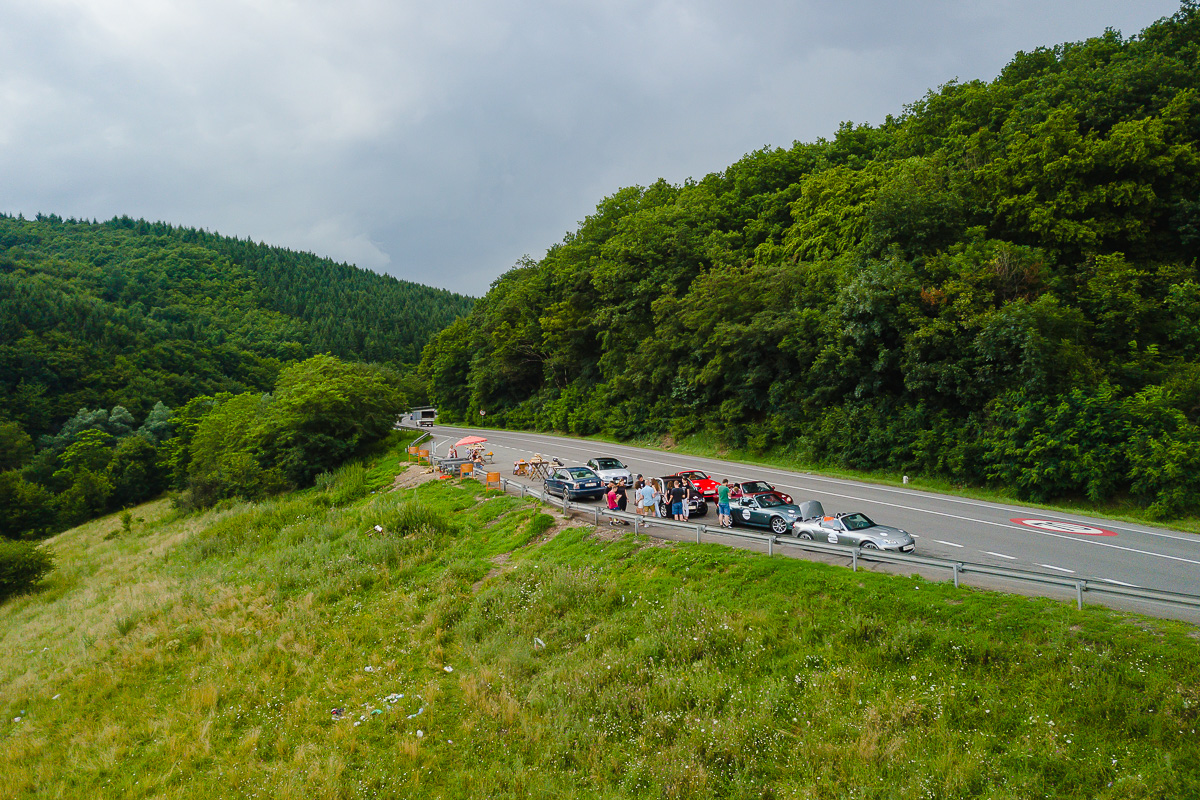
[1010,518,1117,536]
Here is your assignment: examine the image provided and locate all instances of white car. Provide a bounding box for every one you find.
[586,457,633,484]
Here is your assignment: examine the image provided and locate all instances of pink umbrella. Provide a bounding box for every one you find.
[454,435,488,447]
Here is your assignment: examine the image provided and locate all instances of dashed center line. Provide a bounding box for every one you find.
[984,551,1017,560]
[1040,564,1075,574]
[1100,578,1139,588]
[935,540,964,548]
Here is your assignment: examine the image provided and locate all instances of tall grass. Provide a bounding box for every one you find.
[1,464,1197,799]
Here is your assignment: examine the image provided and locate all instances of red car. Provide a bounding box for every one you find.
[729,480,793,505]
[664,470,720,500]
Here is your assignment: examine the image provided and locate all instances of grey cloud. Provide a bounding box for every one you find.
[0,0,1183,295]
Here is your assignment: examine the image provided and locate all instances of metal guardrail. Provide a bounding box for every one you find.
[399,425,1200,616]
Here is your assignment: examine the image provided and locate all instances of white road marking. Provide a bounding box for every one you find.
[935,540,964,548]
[984,551,1017,560]
[1099,578,1140,587]
[1040,564,1075,574]
[434,427,1200,568]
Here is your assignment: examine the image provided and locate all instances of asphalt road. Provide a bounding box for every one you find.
[419,424,1200,622]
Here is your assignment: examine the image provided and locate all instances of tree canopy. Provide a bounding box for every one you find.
[420,4,1200,517]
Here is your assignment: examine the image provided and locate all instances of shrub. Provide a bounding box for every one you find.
[328,462,368,506]
[379,501,453,536]
[0,539,54,600]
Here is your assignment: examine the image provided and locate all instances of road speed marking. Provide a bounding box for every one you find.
[1011,518,1117,537]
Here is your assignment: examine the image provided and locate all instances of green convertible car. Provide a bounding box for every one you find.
[727,493,816,535]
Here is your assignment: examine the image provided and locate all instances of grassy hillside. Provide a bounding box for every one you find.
[2,440,1196,798]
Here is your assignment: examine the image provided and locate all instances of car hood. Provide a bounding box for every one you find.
[866,524,914,541]
[593,468,631,481]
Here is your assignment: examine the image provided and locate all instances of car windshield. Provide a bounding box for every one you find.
[756,494,785,508]
[842,513,875,530]
[680,471,708,481]
[594,458,623,469]
[742,481,772,493]
[567,467,596,479]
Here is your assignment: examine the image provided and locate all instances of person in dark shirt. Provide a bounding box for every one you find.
[614,479,629,525]
[669,481,686,521]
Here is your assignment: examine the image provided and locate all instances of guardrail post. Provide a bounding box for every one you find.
[632,515,639,535]
[953,562,960,588]
[1076,580,1085,610]
[695,524,703,544]
[768,536,774,556]
[562,493,568,515]
[594,507,600,527]
[519,483,526,498]
[852,549,858,572]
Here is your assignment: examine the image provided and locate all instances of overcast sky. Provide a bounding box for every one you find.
[0,1,1184,295]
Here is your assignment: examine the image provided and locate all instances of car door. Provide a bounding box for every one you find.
[547,469,569,496]
[735,497,762,527]
[820,519,846,545]
[835,518,866,547]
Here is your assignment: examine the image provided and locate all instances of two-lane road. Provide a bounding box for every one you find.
[423,424,1200,621]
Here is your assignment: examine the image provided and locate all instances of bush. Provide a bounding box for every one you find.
[0,539,54,600]
[328,462,368,506]
[378,501,453,536]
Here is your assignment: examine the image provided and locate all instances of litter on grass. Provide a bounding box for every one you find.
[443,665,453,672]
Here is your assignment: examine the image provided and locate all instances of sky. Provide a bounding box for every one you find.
[0,1,1185,296]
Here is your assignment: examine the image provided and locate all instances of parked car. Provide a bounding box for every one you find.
[729,479,792,504]
[728,493,815,535]
[649,476,708,517]
[543,466,605,501]
[664,470,720,500]
[792,510,916,552]
[586,457,633,484]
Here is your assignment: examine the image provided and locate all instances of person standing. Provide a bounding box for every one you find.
[633,478,645,516]
[615,479,629,525]
[605,482,619,526]
[669,480,686,521]
[639,480,656,517]
[682,481,699,521]
[717,478,732,528]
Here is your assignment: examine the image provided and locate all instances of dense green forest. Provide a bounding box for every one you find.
[0,214,472,439]
[0,215,468,544]
[421,3,1200,517]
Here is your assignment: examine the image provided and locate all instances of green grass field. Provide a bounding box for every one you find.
[2,442,1197,799]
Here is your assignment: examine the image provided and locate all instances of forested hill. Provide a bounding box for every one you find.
[421,3,1200,517]
[0,215,473,438]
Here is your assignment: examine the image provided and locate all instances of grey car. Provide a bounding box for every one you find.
[586,457,633,484]
[792,510,916,552]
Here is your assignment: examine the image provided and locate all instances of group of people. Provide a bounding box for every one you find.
[603,476,736,525]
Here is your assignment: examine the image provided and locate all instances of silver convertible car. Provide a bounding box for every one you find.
[791,508,916,552]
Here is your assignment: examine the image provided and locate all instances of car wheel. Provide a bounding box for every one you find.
[657,501,668,517]
[694,502,707,518]
[860,541,879,550]
[770,516,788,535]
[798,531,813,540]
